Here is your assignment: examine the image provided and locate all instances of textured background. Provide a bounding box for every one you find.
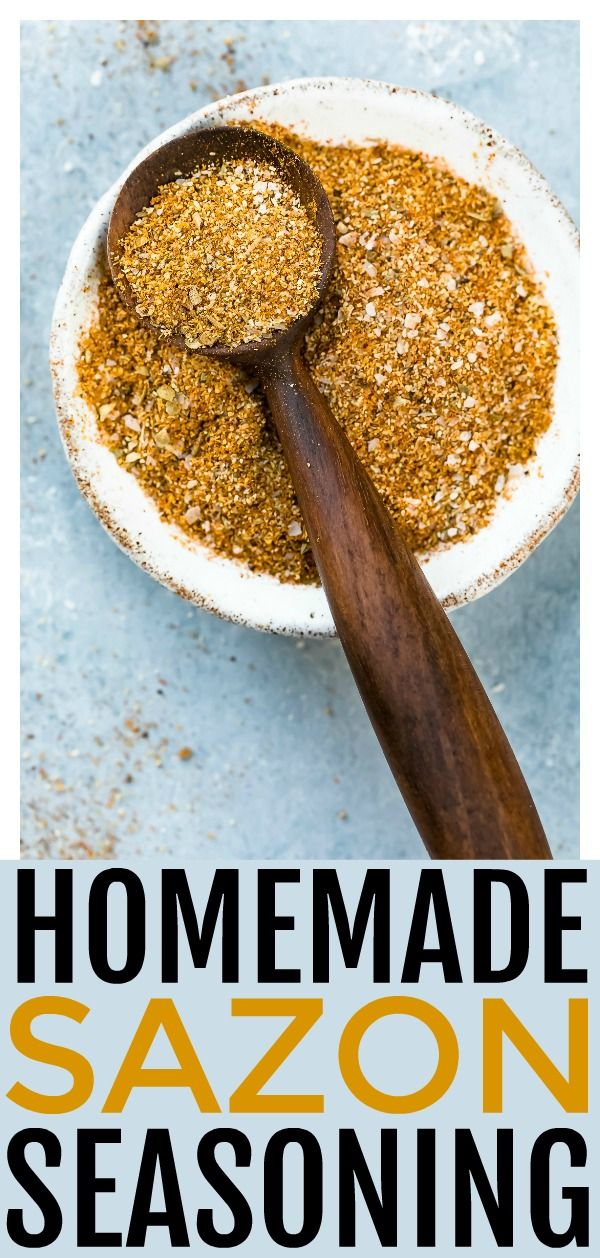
[21,20,579,859]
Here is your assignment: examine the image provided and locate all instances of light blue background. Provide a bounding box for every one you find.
[21,21,579,859]
[0,861,596,1255]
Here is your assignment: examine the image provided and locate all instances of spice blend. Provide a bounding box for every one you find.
[78,125,558,586]
[116,157,322,348]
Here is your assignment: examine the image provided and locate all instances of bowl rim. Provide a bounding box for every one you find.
[51,75,579,636]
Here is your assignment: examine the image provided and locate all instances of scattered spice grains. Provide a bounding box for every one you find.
[117,157,322,347]
[77,124,558,585]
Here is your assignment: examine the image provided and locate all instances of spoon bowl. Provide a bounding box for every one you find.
[107,125,336,366]
[53,80,579,631]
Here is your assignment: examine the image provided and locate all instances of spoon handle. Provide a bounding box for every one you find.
[261,345,551,860]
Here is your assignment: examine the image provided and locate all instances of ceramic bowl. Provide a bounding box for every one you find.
[51,77,579,636]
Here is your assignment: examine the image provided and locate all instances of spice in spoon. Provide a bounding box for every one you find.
[117,157,322,348]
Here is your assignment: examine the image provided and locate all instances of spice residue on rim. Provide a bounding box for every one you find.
[77,124,558,585]
[116,156,322,348]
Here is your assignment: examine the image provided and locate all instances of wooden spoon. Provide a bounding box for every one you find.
[107,124,551,860]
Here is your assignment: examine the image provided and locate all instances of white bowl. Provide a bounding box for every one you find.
[51,77,579,637]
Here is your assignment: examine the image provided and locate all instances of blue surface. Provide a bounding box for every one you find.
[21,20,579,859]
